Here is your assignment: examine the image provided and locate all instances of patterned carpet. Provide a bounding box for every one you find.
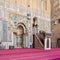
[0,48,60,60]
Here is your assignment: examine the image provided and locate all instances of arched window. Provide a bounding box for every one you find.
[40,0,47,10]
[40,0,44,10]
[44,0,47,10]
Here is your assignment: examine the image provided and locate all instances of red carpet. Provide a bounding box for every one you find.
[0,48,60,60]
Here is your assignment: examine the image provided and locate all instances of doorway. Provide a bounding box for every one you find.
[17,25,24,48]
[57,38,60,48]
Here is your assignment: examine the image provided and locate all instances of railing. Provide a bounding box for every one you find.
[35,33,44,49]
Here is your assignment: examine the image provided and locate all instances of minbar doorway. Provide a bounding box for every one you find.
[57,38,60,48]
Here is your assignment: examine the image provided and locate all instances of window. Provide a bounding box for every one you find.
[54,20,58,25]
[44,0,47,10]
[39,0,44,10]
[40,0,47,10]
[58,19,60,23]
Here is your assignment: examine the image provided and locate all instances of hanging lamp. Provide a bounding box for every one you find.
[27,0,31,20]
[13,0,18,26]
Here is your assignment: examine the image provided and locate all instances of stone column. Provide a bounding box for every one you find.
[12,32,14,46]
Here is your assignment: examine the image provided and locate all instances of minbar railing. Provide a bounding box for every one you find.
[34,33,44,49]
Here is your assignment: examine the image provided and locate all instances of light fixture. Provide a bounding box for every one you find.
[27,3,31,20]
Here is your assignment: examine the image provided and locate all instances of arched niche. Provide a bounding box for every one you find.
[17,22,27,34]
[16,22,27,48]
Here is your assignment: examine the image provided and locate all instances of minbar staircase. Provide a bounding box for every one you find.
[34,32,45,49]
